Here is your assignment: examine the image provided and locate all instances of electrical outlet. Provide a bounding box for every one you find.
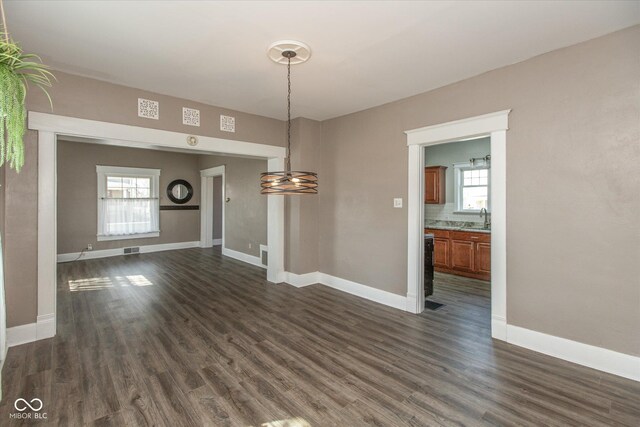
[248,243,252,249]
[87,244,93,251]
[393,198,403,208]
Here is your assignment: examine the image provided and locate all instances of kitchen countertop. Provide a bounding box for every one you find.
[425,220,491,234]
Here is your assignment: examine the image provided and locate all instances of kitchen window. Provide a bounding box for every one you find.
[96,166,160,241]
[454,162,490,213]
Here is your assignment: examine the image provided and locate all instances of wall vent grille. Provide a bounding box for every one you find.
[124,247,140,255]
[138,98,159,120]
[183,107,200,126]
[220,115,235,132]
[260,245,268,267]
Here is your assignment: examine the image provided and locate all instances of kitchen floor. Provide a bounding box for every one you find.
[425,272,490,320]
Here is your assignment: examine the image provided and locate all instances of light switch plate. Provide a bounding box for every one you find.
[393,198,403,208]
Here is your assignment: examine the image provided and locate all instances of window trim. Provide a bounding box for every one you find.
[96,165,161,241]
[453,161,491,214]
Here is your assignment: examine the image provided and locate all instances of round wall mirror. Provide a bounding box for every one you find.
[167,179,193,204]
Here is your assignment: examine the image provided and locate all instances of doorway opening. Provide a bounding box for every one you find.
[30,111,286,342]
[200,165,225,249]
[405,110,509,340]
[423,137,492,327]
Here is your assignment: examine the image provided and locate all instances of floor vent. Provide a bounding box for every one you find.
[260,245,268,267]
[124,247,140,255]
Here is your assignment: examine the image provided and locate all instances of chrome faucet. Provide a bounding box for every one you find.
[480,208,490,229]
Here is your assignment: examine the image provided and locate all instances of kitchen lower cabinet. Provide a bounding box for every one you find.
[475,242,491,275]
[450,239,475,272]
[428,229,451,269]
[425,228,491,281]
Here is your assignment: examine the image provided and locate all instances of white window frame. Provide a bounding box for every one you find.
[96,165,161,241]
[453,161,491,213]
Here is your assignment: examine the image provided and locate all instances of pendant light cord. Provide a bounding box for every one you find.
[0,0,10,43]
[286,55,292,172]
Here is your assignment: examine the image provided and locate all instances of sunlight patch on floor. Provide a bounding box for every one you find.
[126,275,154,286]
[68,274,154,291]
[260,419,311,427]
[68,277,113,292]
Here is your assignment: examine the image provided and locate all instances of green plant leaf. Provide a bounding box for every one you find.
[0,36,54,171]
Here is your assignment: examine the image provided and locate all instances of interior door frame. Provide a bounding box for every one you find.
[200,166,225,249]
[29,112,286,342]
[405,110,510,340]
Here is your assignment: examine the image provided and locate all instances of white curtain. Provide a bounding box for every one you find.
[101,198,159,236]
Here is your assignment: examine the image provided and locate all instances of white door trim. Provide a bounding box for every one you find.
[29,112,287,341]
[405,110,510,341]
[200,166,226,249]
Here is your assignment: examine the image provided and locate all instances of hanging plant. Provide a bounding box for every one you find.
[0,0,54,172]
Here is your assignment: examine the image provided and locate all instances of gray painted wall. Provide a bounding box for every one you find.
[56,140,201,254]
[319,26,640,357]
[198,155,267,257]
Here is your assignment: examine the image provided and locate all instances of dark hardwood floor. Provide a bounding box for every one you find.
[1,247,639,426]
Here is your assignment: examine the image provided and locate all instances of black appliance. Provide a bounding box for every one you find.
[424,233,434,297]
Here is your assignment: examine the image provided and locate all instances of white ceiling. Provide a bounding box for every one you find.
[5,1,639,121]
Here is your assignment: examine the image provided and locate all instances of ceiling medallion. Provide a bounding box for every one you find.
[261,41,318,195]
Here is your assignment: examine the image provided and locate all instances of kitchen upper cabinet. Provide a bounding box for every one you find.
[425,166,447,204]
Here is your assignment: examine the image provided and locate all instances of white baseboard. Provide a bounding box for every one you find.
[7,313,56,347]
[283,271,321,288]
[36,313,56,340]
[212,238,222,246]
[281,270,638,381]
[506,324,640,382]
[222,247,266,269]
[57,241,200,262]
[491,315,507,341]
[283,271,406,311]
[6,323,35,347]
[319,273,407,310]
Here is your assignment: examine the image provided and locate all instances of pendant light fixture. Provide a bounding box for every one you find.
[261,41,318,195]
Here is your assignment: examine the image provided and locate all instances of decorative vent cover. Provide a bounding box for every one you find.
[138,98,159,120]
[183,107,200,127]
[220,115,235,132]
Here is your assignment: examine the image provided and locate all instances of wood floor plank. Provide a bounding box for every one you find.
[0,247,638,426]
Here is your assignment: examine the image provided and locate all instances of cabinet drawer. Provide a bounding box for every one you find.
[425,228,450,239]
[450,230,491,243]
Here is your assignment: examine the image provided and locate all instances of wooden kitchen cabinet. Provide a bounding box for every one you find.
[450,239,475,272]
[434,238,450,269]
[427,229,451,269]
[475,242,491,275]
[425,228,491,281]
[424,166,447,204]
